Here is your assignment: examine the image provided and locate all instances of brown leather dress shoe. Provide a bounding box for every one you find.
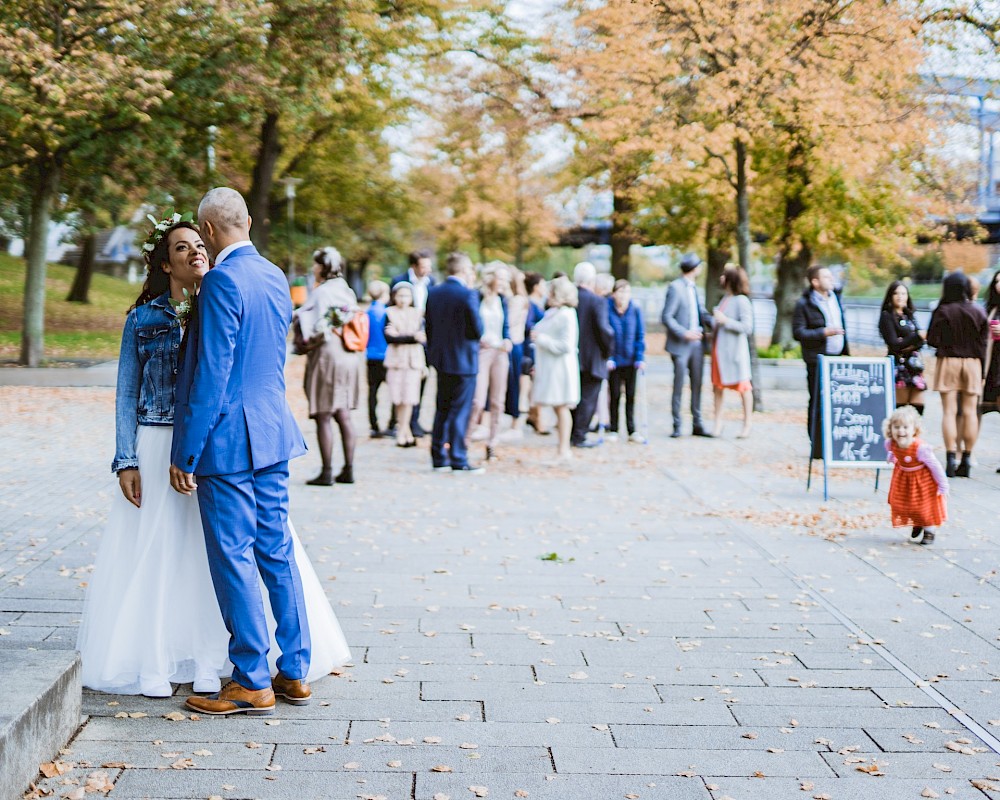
[184,681,275,716]
[272,673,312,705]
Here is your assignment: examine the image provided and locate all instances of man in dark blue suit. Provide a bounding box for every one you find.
[425,252,485,473]
[571,261,614,447]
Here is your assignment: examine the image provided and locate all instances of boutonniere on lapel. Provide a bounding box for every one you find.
[171,286,198,328]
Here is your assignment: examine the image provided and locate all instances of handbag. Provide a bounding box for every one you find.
[904,352,924,375]
[292,317,324,355]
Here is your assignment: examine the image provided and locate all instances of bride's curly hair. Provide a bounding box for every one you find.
[129,221,201,311]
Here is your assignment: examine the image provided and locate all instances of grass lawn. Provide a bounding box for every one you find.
[0,253,136,361]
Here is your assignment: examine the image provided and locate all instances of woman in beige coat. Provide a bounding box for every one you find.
[384,282,427,447]
[295,247,361,485]
[710,266,754,438]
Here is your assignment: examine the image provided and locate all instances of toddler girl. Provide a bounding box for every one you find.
[884,405,948,545]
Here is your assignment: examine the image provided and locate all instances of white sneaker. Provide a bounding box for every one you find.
[605,433,619,442]
[629,432,646,444]
[469,425,489,442]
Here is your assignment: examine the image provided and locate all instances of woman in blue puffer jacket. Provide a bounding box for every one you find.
[607,279,646,442]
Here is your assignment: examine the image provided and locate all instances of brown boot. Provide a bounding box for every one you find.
[272,673,312,705]
[184,681,275,716]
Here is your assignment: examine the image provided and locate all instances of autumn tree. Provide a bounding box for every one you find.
[406,6,563,266]
[222,0,449,256]
[0,0,261,365]
[564,0,927,345]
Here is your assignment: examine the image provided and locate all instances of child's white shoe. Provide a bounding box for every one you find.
[909,527,924,545]
[922,529,935,545]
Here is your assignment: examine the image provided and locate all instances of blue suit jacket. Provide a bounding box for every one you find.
[171,245,307,476]
[425,276,483,376]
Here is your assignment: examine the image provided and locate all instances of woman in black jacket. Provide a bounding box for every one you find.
[879,281,926,414]
[982,271,1000,413]
[927,271,989,477]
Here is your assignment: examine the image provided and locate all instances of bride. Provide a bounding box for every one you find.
[76,212,350,697]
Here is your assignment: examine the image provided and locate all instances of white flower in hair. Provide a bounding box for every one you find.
[142,242,155,252]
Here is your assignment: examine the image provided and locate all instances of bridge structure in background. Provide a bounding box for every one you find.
[923,74,1000,242]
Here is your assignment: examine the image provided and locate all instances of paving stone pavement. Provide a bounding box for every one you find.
[5,357,1000,799]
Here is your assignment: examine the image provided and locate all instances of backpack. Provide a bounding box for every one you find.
[339,311,370,352]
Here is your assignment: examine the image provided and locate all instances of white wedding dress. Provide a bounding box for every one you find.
[77,426,351,696]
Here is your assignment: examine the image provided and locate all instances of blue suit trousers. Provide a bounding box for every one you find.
[196,461,311,690]
[432,373,476,469]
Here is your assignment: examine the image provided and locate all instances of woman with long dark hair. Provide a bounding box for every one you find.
[879,280,926,413]
[983,271,1000,417]
[927,271,989,477]
[710,266,754,438]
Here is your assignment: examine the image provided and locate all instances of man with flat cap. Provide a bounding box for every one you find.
[661,253,712,438]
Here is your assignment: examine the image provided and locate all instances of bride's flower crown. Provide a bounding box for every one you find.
[142,209,194,270]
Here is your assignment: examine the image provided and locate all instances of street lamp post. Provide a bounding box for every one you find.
[280,177,304,281]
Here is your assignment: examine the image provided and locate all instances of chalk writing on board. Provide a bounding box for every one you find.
[826,360,889,464]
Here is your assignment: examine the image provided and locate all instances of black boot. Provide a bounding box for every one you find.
[335,465,354,484]
[956,452,971,478]
[945,452,958,478]
[307,468,334,486]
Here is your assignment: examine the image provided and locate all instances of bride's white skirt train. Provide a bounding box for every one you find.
[77,426,351,695]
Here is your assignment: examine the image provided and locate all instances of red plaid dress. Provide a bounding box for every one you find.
[887,439,947,528]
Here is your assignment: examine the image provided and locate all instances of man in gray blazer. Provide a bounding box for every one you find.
[661,253,712,438]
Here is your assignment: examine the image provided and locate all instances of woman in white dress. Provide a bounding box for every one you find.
[77,214,350,698]
[530,275,580,461]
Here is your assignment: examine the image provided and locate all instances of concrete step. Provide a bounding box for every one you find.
[0,651,81,800]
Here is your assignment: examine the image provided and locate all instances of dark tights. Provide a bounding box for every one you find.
[314,410,355,470]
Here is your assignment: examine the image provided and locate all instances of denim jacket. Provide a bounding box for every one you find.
[112,293,182,472]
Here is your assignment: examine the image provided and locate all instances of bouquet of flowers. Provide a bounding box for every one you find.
[325,304,354,329]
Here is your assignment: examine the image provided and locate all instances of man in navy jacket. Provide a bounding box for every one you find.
[425,253,485,472]
[571,262,614,447]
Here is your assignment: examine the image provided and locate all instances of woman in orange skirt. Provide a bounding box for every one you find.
[884,405,949,545]
[710,266,754,438]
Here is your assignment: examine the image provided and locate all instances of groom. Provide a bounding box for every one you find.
[170,187,311,715]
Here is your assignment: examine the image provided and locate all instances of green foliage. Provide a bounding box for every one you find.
[908,250,946,283]
[0,253,133,359]
[757,343,802,360]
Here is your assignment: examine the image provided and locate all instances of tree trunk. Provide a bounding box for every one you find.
[20,156,61,367]
[610,187,633,280]
[771,142,810,349]
[346,256,367,299]
[704,221,731,312]
[734,138,751,274]
[66,230,96,304]
[731,138,763,410]
[248,111,282,256]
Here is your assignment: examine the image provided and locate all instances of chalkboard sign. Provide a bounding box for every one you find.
[819,355,894,468]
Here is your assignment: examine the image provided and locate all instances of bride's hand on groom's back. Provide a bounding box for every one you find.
[118,469,142,508]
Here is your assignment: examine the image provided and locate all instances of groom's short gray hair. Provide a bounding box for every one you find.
[198,187,249,229]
